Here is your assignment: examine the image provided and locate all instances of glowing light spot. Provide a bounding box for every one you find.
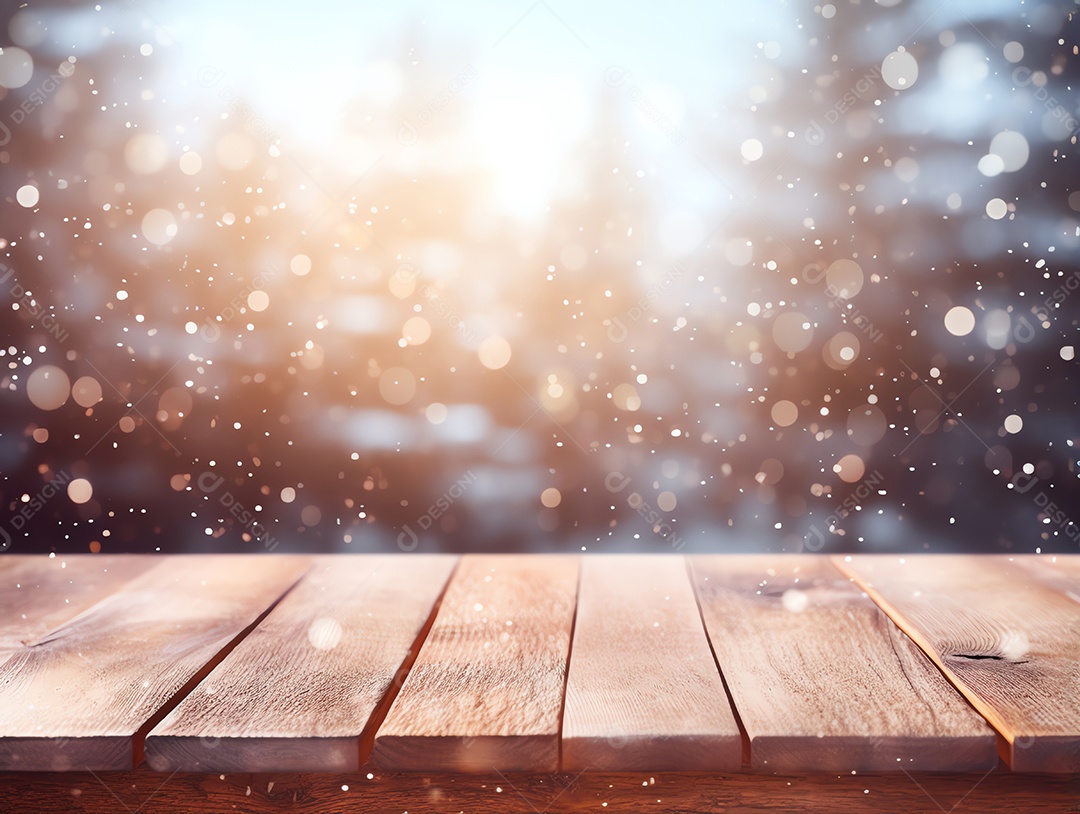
[782,589,808,612]
[740,138,764,161]
[985,197,1008,220]
[307,617,343,650]
[247,289,270,312]
[612,383,641,411]
[281,486,296,503]
[772,311,814,353]
[940,42,988,90]
[178,151,202,175]
[291,254,312,276]
[977,154,1004,177]
[1004,414,1023,434]
[379,366,417,405]
[141,208,178,245]
[540,487,561,508]
[657,491,677,512]
[944,305,975,336]
[847,404,887,446]
[16,184,39,208]
[71,376,103,408]
[771,400,798,427]
[26,365,70,410]
[402,316,431,345]
[725,238,753,267]
[834,453,866,484]
[825,259,864,299]
[478,335,512,370]
[426,402,448,424]
[989,131,1029,173]
[67,478,93,504]
[882,48,918,90]
[0,46,34,89]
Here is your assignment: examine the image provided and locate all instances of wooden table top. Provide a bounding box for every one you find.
[1,553,1077,812]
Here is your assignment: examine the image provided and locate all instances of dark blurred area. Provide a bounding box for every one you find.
[0,0,1077,555]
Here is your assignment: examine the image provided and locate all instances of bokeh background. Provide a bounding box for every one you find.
[1,0,1077,555]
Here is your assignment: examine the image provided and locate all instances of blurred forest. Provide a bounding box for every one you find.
[0,0,1078,554]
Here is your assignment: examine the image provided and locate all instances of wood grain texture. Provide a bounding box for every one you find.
[837,554,1080,772]
[0,769,1076,814]
[372,555,578,772]
[144,555,456,772]
[0,555,155,663]
[0,555,309,771]
[692,555,996,772]
[1011,555,1080,606]
[562,556,741,771]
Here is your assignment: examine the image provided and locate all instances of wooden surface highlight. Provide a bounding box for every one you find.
[692,555,997,772]
[837,554,1080,772]
[562,556,742,771]
[373,555,579,772]
[0,556,309,770]
[0,555,156,664]
[144,555,456,772]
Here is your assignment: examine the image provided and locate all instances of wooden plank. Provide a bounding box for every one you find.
[692,555,997,772]
[1011,555,1080,606]
[372,555,578,772]
[562,556,741,771]
[0,555,156,663]
[143,555,456,771]
[837,554,1080,772]
[0,555,308,771]
[0,769,1076,814]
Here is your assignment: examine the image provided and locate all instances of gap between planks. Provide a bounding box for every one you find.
[684,556,753,768]
[834,555,1080,772]
[356,557,462,766]
[131,564,312,768]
